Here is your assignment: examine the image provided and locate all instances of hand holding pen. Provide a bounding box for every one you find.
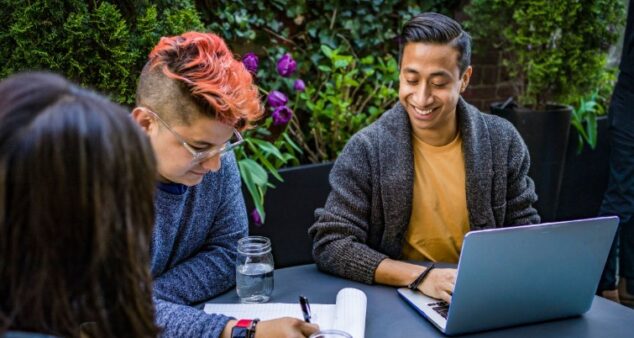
[238,297,317,338]
[299,295,312,323]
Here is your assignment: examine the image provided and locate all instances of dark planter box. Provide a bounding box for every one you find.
[243,162,333,268]
[556,116,610,221]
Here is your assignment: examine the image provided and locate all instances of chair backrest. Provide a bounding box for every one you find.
[244,163,333,268]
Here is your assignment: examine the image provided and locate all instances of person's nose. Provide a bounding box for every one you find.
[199,154,222,172]
[412,84,434,107]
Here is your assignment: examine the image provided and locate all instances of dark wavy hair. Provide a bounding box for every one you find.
[399,12,472,75]
[0,72,160,337]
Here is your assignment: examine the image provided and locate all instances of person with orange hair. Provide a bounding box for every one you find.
[132,32,318,337]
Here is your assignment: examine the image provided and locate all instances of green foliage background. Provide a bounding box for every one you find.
[465,0,625,109]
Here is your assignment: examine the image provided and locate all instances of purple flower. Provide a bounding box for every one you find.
[293,79,305,92]
[251,208,262,226]
[276,53,297,77]
[242,52,259,74]
[267,90,288,108]
[271,105,293,126]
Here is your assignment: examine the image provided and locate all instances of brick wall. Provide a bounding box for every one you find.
[461,49,518,113]
[455,1,518,113]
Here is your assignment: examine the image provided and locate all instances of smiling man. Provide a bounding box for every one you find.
[133,32,317,338]
[309,12,540,303]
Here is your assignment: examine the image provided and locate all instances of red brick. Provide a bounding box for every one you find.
[463,85,497,100]
[475,66,498,85]
[469,68,481,86]
[495,84,517,99]
[498,65,514,82]
[472,50,499,66]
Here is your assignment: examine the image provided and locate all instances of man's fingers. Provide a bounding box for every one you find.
[440,290,453,304]
[444,280,456,293]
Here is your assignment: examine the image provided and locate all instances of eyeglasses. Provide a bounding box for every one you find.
[140,107,244,164]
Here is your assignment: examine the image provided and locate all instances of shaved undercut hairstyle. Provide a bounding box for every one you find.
[136,32,262,130]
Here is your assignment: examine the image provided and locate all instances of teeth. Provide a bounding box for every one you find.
[414,107,433,115]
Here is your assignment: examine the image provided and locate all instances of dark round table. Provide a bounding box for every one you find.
[207,264,634,338]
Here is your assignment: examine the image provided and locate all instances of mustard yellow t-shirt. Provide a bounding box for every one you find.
[401,132,469,263]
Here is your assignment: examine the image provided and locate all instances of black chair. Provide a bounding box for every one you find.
[244,162,333,268]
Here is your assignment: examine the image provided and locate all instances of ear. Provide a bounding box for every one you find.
[131,107,154,135]
[460,66,473,93]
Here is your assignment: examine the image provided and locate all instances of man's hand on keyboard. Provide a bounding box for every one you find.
[418,268,457,303]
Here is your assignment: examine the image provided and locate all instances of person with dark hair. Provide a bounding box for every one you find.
[597,1,634,306]
[309,12,540,303]
[0,72,160,338]
[132,32,318,337]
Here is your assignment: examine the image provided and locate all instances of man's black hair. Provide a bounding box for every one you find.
[399,12,472,74]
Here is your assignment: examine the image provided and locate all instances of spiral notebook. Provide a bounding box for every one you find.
[204,288,367,338]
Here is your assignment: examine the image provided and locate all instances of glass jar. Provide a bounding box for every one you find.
[235,236,274,303]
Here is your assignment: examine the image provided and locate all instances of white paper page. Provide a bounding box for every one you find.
[333,288,367,338]
[203,288,367,337]
[203,302,336,328]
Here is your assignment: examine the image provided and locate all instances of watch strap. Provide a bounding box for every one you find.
[248,318,260,338]
[231,318,259,338]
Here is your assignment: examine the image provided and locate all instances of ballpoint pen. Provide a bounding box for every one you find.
[299,295,312,323]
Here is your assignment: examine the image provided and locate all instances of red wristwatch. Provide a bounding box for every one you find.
[231,318,259,338]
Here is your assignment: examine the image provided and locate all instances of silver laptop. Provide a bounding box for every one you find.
[397,216,619,336]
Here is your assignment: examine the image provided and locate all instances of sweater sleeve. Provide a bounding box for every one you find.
[504,127,541,225]
[309,134,388,285]
[153,153,247,305]
[154,298,232,338]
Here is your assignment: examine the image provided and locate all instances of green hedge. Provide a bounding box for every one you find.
[0,1,204,104]
[465,0,624,108]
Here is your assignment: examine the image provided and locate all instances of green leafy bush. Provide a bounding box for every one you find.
[465,0,625,109]
[0,0,203,104]
[290,45,398,162]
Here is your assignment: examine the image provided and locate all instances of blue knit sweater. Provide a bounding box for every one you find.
[151,152,248,338]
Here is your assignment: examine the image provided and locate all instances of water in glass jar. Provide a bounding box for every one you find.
[236,262,274,303]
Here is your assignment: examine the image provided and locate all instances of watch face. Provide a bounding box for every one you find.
[231,327,249,338]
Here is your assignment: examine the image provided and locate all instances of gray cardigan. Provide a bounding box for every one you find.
[308,99,540,284]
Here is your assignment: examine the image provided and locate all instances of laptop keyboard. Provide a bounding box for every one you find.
[428,301,449,319]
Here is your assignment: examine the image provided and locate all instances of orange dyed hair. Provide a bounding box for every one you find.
[148,32,261,129]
